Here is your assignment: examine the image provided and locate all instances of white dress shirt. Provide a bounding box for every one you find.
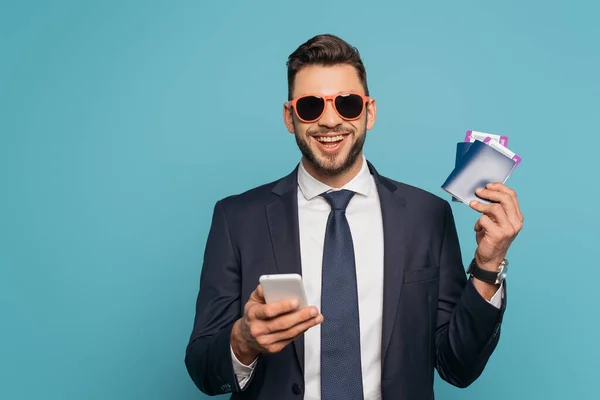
[230,156,502,399]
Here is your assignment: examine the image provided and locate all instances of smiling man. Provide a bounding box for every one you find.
[185,34,523,400]
[286,63,372,186]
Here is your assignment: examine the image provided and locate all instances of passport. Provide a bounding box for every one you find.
[442,139,517,204]
[451,142,474,202]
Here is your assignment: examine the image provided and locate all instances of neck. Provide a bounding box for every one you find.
[301,155,364,189]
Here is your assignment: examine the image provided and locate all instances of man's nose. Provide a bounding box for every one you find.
[318,100,342,128]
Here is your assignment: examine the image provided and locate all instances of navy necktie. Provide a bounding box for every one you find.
[320,189,364,400]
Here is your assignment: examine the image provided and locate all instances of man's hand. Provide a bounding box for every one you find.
[231,284,323,365]
[469,183,524,298]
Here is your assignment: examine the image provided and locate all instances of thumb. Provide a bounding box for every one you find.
[251,284,266,304]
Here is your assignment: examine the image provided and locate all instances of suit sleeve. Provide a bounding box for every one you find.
[184,200,258,395]
[434,201,507,388]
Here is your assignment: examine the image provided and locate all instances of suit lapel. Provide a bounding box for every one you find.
[367,162,408,366]
[265,166,305,374]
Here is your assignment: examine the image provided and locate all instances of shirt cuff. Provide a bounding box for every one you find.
[230,344,258,390]
[487,282,504,309]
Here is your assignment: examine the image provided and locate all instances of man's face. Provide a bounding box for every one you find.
[284,64,376,177]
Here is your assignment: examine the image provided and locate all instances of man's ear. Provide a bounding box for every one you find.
[366,98,377,131]
[283,103,295,134]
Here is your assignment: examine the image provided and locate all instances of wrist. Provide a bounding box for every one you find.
[231,319,260,365]
[467,256,508,300]
[474,254,505,272]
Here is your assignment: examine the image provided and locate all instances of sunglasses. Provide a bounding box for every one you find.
[287,92,371,123]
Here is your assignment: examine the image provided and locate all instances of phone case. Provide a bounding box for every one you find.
[259,273,309,309]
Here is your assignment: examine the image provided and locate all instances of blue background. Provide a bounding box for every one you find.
[2,0,598,399]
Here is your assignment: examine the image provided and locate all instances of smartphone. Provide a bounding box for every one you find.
[259,273,309,309]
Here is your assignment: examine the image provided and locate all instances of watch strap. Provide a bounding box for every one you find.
[467,258,499,284]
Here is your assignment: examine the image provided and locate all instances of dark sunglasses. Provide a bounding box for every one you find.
[287,92,371,123]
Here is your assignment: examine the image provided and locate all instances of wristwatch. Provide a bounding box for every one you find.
[467,258,509,285]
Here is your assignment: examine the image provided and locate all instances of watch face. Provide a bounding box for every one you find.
[498,261,509,282]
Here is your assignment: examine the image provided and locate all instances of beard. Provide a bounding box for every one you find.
[294,123,366,177]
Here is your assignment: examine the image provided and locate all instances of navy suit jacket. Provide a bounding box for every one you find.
[185,161,506,399]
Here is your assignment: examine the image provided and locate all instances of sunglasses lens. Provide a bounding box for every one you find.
[335,94,364,119]
[296,96,324,121]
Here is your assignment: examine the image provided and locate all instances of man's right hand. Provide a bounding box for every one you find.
[231,284,324,365]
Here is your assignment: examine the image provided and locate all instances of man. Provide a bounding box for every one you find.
[185,34,523,399]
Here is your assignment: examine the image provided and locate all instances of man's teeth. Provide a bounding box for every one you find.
[315,135,345,143]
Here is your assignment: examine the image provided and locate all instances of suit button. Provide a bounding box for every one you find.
[292,383,302,395]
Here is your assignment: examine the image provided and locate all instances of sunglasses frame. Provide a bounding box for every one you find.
[286,92,372,123]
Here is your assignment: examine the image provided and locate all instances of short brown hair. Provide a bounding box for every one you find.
[286,34,369,100]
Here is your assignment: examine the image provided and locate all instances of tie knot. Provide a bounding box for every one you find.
[321,189,355,211]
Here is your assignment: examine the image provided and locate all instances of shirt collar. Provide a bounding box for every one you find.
[297,155,372,200]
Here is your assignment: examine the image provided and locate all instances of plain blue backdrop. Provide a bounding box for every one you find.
[2,0,599,398]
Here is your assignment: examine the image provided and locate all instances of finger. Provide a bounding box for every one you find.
[258,314,324,348]
[475,214,499,238]
[469,200,512,231]
[474,187,520,230]
[250,285,265,303]
[252,298,301,320]
[474,218,484,232]
[486,182,523,222]
[485,183,524,222]
[257,336,295,355]
[263,306,320,334]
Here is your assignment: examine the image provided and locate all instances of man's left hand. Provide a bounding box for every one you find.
[469,182,524,272]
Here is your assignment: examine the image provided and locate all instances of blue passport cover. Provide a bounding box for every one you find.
[452,142,474,202]
[442,139,516,204]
